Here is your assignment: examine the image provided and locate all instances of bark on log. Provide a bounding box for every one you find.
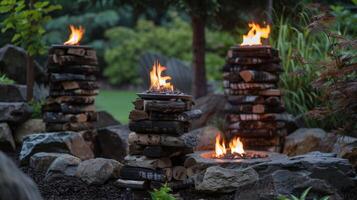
[119,166,171,182]
[43,112,97,123]
[228,46,278,58]
[225,63,283,73]
[178,109,202,121]
[225,89,281,96]
[128,132,196,148]
[172,166,187,181]
[226,128,288,138]
[223,72,243,82]
[133,98,144,110]
[48,65,98,74]
[48,54,98,66]
[228,57,281,65]
[129,120,189,135]
[228,121,286,130]
[50,81,99,91]
[46,122,94,132]
[227,113,294,122]
[46,96,95,105]
[227,95,264,104]
[49,89,99,96]
[124,155,172,169]
[115,179,149,189]
[42,104,96,114]
[144,100,190,113]
[239,70,278,83]
[229,83,276,90]
[129,110,149,121]
[50,73,96,82]
[224,104,285,114]
[128,144,145,155]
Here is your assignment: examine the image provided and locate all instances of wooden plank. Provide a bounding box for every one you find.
[49,73,96,82]
[229,83,276,90]
[227,121,286,130]
[49,89,99,96]
[128,132,194,148]
[227,57,281,65]
[129,120,189,135]
[224,89,281,96]
[48,54,98,66]
[224,104,285,114]
[129,110,149,121]
[144,100,190,113]
[227,113,294,122]
[46,96,95,105]
[50,81,99,91]
[239,70,278,83]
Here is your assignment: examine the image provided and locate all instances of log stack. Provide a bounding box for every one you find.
[43,45,99,145]
[118,92,202,191]
[223,45,292,152]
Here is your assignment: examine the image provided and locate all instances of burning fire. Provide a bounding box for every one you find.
[64,25,85,45]
[149,60,174,92]
[241,23,270,46]
[215,133,245,158]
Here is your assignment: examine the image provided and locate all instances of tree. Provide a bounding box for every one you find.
[0,0,61,100]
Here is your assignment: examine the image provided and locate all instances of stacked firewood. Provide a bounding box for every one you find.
[42,45,99,139]
[223,45,291,152]
[117,94,202,190]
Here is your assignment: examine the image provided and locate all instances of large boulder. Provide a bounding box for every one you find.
[195,166,259,193]
[96,125,130,161]
[0,152,43,200]
[75,158,123,185]
[20,131,94,164]
[94,111,121,129]
[187,126,220,151]
[0,102,32,124]
[29,152,65,171]
[0,84,26,102]
[45,154,81,182]
[0,44,45,84]
[0,123,15,151]
[283,128,336,156]
[14,119,46,143]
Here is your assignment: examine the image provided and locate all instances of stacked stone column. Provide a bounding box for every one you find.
[223,45,289,152]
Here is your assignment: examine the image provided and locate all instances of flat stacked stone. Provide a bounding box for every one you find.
[223,45,292,152]
[43,45,99,142]
[118,92,202,191]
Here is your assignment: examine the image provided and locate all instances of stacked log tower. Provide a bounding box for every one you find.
[223,45,290,152]
[42,45,99,147]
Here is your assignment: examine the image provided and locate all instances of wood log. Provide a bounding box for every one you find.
[224,104,285,114]
[228,121,286,130]
[239,70,278,83]
[50,81,99,91]
[119,166,171,182]
[124,155,172,169]
[226,128,288,138]
[49,73,96,82]
[128,132,196,148]
[42,104,96,114]
[48,54,98,66]
[43,112,97,123]
[229,83,276,90]
[46,96,95,105]
[227,95,265,104]
[172,166,187,181]
[133,98,144,110]
[47,65,99,74]
[49,89,99,96]
[128,144,145,155]
[143,146,190,158]
[148,112,181,121]
[223,72,243,81]
[228,63,283,73]
[228,46,278,58]
[228,57,281,65]
[178,109,202,121]
[225,89,281,96]
[46,122,94,132]
[129,110,149,121]
[115,179,149,190]
[144,100,190,113]
[150,179,193,190]
[129,120,189,135]
[50,46,96,58]
[227,113,294,122]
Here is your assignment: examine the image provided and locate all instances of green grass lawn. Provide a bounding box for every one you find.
[95,90,137,124]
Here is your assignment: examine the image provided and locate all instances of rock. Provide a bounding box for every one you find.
[75,158,123,185]
[20,131,94,164]
[94,111,121,129]
[0,102,32,124]
[0,84,26,102]
[0,152,43,200]
[187,126,220,151]
[96,125,130,161]
[0,123,15,152]
[29,152,65,171]
[195,166,259,193]
[333,135,357,168]
[45,154,81,182]
[14,119,46,143]
[283,128,336,156]
[191,94,226,129]
[0,44,46,84]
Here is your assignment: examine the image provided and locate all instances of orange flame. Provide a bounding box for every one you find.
[215,133,227,158]
[241,23,270,46]
[215,133,245,157]
[149,60,174,92]
[64,25,85,45]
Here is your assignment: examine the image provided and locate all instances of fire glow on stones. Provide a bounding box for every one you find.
[149,60,174,92]
[240,23,270,46]
[64,25,85,45]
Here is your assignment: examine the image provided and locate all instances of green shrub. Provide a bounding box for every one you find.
[150,184,176,200]
[29,100,43,119]
[104,14,235,85]
[0,73,15,84]
[277,187,329,200]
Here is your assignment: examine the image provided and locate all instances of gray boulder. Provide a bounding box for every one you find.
[14,119,46,143]
[333,136,357,169]
[29,152,65,171]
[0,102,32,124]
[195,166,259,193]
[20,131,94,164]
[0,84,26,102]
[94,111,121,129]
[45,154,81,182]
[283,128,336,156]
[75,158,123,185]
[0,152,42,200]
[96,125,130,161]
[0,123,15,151]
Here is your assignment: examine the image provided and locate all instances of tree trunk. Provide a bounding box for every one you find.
[191,15,207,98]
[26,54,34,101]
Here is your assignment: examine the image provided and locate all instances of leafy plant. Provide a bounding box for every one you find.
[29,99,43,119]
[0,73,15,84]
[277,187,329,200]
[150,184,176,200]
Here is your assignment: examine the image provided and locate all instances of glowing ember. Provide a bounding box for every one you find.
[241,23,270,46]
[149,60,174,92]
[215,133,245,158]
[64,25,85,45]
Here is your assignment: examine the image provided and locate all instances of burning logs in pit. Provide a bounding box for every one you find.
[223,45,293,152]
[118,92,202,190]
[42,45,99,146]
